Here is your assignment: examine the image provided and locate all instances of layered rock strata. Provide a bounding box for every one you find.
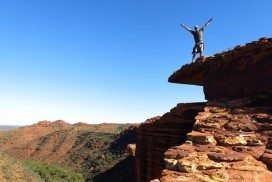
[161,96,272,181]
[135,103,206,182]
[136,37,272,182]
[169,38,272,100]
[158,38,272,181]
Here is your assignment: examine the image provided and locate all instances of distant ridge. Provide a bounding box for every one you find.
[0,120,137,181]
[0,125,20,131]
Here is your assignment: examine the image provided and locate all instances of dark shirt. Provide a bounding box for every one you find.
[190,30,203,44]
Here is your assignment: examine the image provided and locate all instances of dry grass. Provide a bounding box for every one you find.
[0,152,42,182]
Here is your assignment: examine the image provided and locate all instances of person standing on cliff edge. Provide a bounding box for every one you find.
[181,18,213,62]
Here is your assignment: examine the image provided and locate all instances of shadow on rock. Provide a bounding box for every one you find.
[109,126,137,155]
[91,156,135,182]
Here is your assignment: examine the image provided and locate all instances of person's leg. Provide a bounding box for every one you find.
[192,46,197,62]
[192,53,196,62]
[199,43,204,58]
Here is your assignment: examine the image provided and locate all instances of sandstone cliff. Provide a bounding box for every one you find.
[168,37,272,100]
[135,38,272,182]
[135,103,205,181]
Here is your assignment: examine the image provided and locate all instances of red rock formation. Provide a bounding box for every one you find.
[162,97,272,181]
[160,38,272,181]
[135,103,205,182]
[169,38,272,100]
[136,37,272,182]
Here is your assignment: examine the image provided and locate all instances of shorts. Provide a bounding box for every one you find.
[192,43,204,54]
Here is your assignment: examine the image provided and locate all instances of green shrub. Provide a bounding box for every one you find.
[26,160,84,182]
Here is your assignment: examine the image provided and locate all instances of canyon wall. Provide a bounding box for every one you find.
[135,103,206,181]
[136,38,272,182]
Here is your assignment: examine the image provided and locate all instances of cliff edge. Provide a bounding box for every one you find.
[169,37,272,100]
[136,37,272,182]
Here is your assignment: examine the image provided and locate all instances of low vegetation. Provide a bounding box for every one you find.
[26,160,84,182]
[0,121,137,181]
[0,152,43,182]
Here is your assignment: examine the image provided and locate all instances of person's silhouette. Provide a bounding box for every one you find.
[181,18,213,62]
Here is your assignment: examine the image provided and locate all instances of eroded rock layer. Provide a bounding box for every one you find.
[161,96,272,182]
[135,103,206,182]
[169,38,272,100]
[137,37,272,182]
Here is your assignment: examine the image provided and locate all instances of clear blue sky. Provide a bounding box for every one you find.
[0,1,271,125]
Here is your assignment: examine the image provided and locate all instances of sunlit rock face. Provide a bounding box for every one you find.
[136,38,272,182]
[162,97,272,182]
[169,37,272,100]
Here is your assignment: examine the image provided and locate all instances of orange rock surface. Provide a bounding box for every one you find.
[136,38,272,182]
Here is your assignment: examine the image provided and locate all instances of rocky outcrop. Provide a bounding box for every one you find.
[169,38,272,100]
[159,38,272,181]
[162,96,272,181]
[136,37,272,182]
[127,144,136,156]
[135,103,206,182]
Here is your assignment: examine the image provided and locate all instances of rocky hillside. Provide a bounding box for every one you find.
[0,125,20,131]
[0,120,137,181]
[135,37,272,182]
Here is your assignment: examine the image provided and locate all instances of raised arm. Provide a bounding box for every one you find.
[200,18,213,31]
[181,23,192,32]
